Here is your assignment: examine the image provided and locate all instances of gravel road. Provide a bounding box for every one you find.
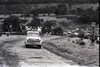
[0,35,25,67]
[0,35,85,67]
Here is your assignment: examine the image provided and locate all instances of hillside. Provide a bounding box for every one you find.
[0,3,99,14]
[0,0,99,4]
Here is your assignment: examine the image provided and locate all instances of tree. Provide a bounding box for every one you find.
[52,27,63,35]
[3,22,10,32]
[45,6,57,15]
[76,8,85,15]
[30,9,38,16]
[3,16,22,32]
[44,20,56,28]
[78,14,90,24]
[41,20,56,34]
[27,16,40,28]
[54,4,67,15]
[59,21,69,28]
[94,7,99,24]
[76,7,99,24]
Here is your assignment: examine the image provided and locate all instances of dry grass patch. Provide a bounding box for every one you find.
[43,37,99,66]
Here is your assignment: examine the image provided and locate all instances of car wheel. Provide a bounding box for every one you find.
[37,45,41,49]
[25,45,28,48]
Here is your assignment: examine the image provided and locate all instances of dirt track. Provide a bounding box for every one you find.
[0,35,91,67]
[9,36,78,67]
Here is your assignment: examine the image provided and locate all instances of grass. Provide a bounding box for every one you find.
[43,37,99,66]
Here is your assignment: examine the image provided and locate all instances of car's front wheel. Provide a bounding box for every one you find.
[37,45,41,49]
[25,44,29,48]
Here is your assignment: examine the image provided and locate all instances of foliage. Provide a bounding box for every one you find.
[30,9,39,16]
[41,27,51,34]
[41,20,56,34]
[3,16,22,32]
[54,4,68,15]
[27,16,40,28]
[30,6,57,16]
[76,8,85,15]
[52,27,63,35]
[59,21,69,28]
[75,7,99,24]
[44,20,56,28]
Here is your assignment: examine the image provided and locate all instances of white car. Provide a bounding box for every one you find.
[25,33,42,48]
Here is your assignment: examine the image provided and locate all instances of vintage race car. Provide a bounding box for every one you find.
[25,32,42,48]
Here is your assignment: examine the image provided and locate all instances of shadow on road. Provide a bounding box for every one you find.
[22,45,42,49]
[0,42,21,67]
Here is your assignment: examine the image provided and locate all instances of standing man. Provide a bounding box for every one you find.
[38,27,42,35]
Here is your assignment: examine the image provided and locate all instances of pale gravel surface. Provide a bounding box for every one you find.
[9,36,78,67]
[0,35,25,67]
[0,35,96,67]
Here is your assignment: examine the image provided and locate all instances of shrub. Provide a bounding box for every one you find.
[52,27,63,35]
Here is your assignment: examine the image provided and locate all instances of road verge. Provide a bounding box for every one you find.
[43,37,99,66]
[0,36,24,67]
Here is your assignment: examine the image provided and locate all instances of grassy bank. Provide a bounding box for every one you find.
[43,37,99,66]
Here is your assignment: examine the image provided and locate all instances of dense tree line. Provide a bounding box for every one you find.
[30,4,68,15]
[0,4,31,14]
[27,16,41,28]
[2,16,27,32]
[26,17,63,35]
[41,20,63,35]
[74,7,99,24]
[0,0,99,4]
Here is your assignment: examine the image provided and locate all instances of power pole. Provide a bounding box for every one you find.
[68,0,72,13]
[90,22,96,45]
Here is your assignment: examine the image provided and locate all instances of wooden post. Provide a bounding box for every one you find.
[90,22,96,45]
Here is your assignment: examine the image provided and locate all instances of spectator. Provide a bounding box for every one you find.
[96,34,99,44]
[78,32,84,39]
[90,34,97,45]
[6,32,9,36]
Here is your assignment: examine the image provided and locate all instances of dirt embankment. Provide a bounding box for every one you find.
[43,37,99,66]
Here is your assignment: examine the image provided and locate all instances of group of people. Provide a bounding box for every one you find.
[79,31,99,45]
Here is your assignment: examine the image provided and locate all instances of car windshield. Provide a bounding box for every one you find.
[27,31,39,34]
[28,34,39,37]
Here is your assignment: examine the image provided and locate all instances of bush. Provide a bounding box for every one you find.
[3,16,22,32]
[52,27,63,35]
[27,16,40,28]
[75,7,99,24]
